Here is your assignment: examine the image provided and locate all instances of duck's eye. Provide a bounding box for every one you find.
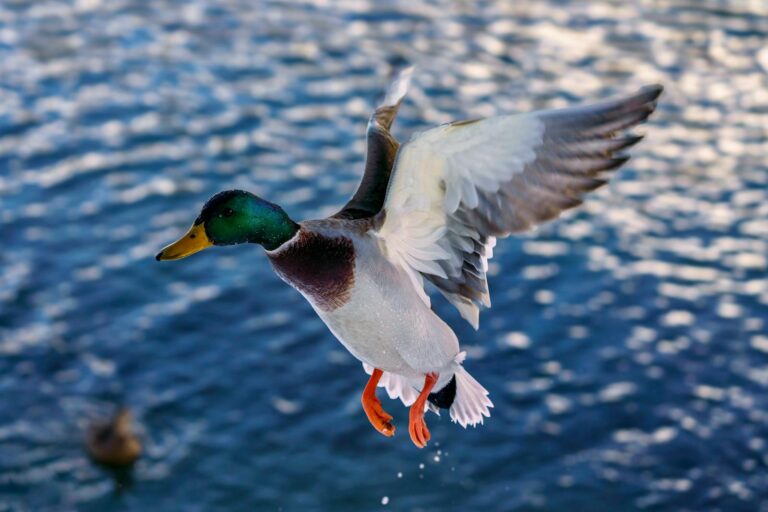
[222,208,234,218]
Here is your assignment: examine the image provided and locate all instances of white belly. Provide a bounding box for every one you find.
[310,242,459,378]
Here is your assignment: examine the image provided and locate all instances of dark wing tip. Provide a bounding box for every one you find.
[629,85,663,122]
[629,84,664,109]
[612,134,645,153]
[601,155,632,172]
[641,84,664,102]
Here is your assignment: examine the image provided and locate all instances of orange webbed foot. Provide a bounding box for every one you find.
[408,407,431,448]
[408,373,438,449]
[362,369,395,437]
[363,395,396,437]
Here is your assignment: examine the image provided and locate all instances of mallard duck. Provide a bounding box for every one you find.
[156,68,662,448]
[86,408,142,466]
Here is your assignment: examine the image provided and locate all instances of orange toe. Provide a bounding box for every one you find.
[364,398,396,437]
[362,369,396,437]
[408,373,438,449]
[408,409,430,448]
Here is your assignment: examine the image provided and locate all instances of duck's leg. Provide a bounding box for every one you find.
[362,368,395,437]
[409,373,438,448]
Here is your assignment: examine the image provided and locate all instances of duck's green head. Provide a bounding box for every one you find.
[155,190,299,261]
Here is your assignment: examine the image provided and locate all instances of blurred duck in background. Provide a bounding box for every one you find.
[86,408,142,467]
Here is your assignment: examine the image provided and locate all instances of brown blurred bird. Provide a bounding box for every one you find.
[86,408,142,467]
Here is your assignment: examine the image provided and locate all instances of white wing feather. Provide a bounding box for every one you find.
[375,86,663,327]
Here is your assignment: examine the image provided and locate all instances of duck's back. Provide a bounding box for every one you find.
[266,219,459,378]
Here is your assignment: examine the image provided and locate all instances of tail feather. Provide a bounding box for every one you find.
[363,351,493,428]
[450,353,493,428]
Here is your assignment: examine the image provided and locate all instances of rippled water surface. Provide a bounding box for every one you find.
[2,1,768,510]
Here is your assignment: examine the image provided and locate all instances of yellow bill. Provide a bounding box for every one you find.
[155,223,212,261]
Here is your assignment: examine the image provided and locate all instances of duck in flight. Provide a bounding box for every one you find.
[156,68,662,448]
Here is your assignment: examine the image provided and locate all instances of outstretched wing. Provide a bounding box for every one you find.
[375,85,663,328]
[332,67,414,220]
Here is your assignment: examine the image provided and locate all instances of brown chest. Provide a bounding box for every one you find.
[267,231,356,311]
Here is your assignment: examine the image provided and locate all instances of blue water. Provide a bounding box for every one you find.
[1,1,768,510]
